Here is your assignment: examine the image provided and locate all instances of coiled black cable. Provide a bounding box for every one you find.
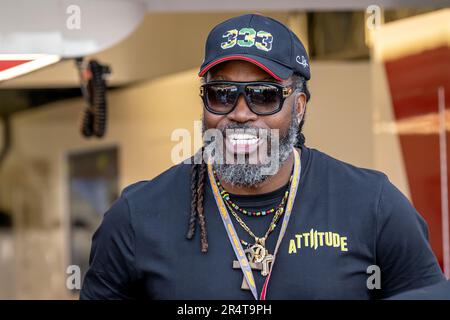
[77,59,110,138]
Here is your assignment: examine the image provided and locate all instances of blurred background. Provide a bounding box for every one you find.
[0,0,449,299]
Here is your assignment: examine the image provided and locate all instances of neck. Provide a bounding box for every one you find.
[218,148,299,195]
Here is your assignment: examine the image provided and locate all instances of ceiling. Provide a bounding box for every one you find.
[136,0,450,11]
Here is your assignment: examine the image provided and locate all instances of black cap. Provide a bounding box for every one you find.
[199,14,310,81]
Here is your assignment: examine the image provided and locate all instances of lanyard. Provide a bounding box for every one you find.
[207,148,301,300]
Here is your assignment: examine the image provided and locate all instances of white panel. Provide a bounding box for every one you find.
[0,0,146,57]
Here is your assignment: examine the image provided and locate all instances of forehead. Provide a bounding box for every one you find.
[206,60,283,83]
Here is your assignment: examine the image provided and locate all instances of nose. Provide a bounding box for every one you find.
[227,94,258,123]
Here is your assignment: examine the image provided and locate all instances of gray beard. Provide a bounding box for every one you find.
[202,106,299,188]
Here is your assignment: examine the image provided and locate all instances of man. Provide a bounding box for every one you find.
[80,14,445,300]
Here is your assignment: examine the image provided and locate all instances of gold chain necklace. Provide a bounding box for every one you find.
[225,200,285,246]
[222,176,293,265]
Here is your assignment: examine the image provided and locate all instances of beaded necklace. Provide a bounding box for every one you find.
[214,170,292,217]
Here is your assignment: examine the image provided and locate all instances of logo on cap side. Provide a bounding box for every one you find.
[221,28,273,52]
[296,55,309,69]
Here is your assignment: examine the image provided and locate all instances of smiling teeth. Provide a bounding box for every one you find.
[230,139,258,145]
[228,133,259,145]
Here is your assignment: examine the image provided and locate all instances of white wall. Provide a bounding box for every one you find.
[306,61,373,169]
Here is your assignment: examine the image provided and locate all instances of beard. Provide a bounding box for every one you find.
[202,105,299,188]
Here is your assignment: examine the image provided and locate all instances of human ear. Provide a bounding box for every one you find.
[295,92,307,123]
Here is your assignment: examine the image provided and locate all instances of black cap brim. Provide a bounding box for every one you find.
[198,54,293,81]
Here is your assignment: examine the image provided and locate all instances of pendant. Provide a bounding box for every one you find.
[259,252,274,277]
[245,238,274,276]
[233,259,262,290]
[232,250,275,290]
[232,241,276,291]
[247,243,266,263]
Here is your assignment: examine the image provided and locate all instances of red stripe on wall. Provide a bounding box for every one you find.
[384,46,450,271]
[0,60,32,72]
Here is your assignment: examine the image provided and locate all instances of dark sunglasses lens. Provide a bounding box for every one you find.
[206,84,238,114]
[246,84,281,114]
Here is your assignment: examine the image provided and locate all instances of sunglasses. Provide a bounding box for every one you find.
[200,81,294,116]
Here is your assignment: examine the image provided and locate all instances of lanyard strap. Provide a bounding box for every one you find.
[207,148,301,300]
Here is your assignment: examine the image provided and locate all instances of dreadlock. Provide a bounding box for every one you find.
[186,146,209,253]
[186,73,311,253]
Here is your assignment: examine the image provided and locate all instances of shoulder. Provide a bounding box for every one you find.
[304,147,396,230]
[120,160,194,211]
[307,147,388,192]
[122,160,192,197]
[307,148,428,241]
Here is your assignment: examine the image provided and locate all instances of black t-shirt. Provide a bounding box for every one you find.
[80,146,445,299]
[387,280,450,300]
